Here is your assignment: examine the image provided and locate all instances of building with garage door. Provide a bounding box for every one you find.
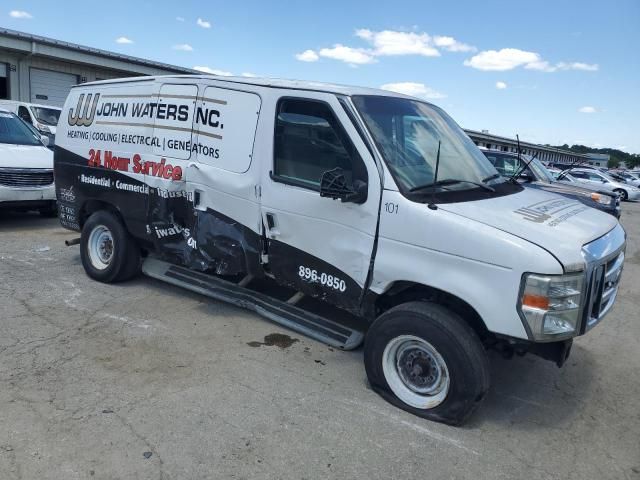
[0,28,194,108]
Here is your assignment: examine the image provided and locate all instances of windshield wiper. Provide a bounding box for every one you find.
[410,178,495,193]
[482,173,501,183]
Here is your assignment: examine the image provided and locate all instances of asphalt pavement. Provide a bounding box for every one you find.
[1,204,639,480]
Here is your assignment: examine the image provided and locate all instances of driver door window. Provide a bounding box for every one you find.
[273,99,362,189]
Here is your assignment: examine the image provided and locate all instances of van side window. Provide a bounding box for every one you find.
[18,106,31,124]
[274,99,363,189]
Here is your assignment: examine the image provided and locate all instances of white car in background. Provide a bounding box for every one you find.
[0,100,61,148]
[560,167,640,201]
[0,108,57,216]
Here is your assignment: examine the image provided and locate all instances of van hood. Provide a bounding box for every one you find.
[0,143,53,169]
[440,187,618,270]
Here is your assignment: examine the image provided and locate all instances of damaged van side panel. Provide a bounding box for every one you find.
[55,81,265,279]
[55,80,377,315]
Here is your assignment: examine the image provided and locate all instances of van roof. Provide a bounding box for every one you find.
[75,74,424,101]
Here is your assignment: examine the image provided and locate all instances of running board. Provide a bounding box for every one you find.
[142,258,364,350]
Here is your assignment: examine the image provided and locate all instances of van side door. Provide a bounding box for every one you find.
[183,84,263,277]
[259,93,381,313]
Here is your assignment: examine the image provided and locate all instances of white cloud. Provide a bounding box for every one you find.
[557,62,599,71]
[525,60,556,72]
[176,16,185,22]
[356,29,440,57]
[298,28,475,66]
[173,44,194,51]
[464,48,541,71]
[115,36,134,44]
[197,18,211,29]
[295,49,319,62]
[496,81,507,89]
[465,48,599,73]
[578,106,597,113]
[433,35,476,53]
[241,72,258,77]
[9,10,32,19]
[381,82,446,100]
[319,44,376,65]
[194,66,233,76]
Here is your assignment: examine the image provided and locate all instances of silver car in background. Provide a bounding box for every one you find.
[559,167,640,201]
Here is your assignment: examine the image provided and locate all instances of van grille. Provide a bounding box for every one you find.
[0,168,54,187]
[585,251,624,330]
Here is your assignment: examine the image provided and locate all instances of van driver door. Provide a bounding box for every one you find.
[259,93,381,313]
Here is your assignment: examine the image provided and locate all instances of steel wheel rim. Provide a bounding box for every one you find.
[382,335,450,409]
[88,225,114,270]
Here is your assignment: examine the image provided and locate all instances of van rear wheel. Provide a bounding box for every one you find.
[81,210,140,283]
[364,301,490,425]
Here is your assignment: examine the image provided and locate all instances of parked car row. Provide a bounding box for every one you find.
[481,149,622,217]
[0,100,61,149]
[546,166,640,202]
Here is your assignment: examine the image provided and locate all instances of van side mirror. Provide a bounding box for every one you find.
[40,135,50,147]
[319,167,367,204]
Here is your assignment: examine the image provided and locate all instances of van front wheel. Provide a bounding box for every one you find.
[81,210,140,283]
[364,301,490,425]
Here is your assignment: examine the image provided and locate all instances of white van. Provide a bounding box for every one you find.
[0,100,61,147]
[54,75,626,425]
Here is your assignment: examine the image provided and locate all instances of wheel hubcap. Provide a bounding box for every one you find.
[382,335,450,409]
[88,225,114,270]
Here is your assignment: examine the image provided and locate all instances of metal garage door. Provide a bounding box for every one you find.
[30,68,78,107]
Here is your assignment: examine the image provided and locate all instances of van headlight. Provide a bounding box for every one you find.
[590,192,612,205]
[518,273,585,341]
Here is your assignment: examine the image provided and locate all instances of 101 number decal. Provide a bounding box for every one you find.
[298,266,347,292]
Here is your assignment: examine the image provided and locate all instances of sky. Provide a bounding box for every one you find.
[5,0,640,152]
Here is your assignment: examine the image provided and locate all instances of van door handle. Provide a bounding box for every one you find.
[265,212,280,237]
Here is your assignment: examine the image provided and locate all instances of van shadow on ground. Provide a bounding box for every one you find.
[466,343,597,430]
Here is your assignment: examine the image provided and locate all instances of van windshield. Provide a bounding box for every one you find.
[351,95,503,193]
[0,112,42,146]
[30,106,61,126]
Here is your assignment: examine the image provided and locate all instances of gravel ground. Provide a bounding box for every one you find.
[0,204,639,480]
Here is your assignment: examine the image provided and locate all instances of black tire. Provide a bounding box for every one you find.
[80,210,140,283]
[364,301,490,426]
[39,202,58,218]
[614,189,628,201]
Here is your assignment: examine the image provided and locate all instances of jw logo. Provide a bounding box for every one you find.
[68,93,100,127]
